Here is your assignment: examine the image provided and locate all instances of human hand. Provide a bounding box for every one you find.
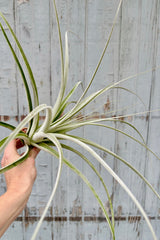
[1,139,39,197]
[0,139,40,236]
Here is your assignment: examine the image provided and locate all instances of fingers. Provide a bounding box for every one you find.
[4,138,24,157]
[2,138,40,169]
[4,139,19,157]
[5,141,40,160]
[29,147,40,159]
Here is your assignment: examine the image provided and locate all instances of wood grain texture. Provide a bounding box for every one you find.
[0,0,160,239]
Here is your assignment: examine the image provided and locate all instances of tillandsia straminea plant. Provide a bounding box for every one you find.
[0,0,160,239]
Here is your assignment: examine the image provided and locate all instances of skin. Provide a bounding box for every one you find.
[0,139,39,237]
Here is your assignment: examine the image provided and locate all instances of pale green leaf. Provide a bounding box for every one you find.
[62,143,115,228]
[0,145,29,174]
[54,133,157,240]
[70,134,160,200]
[31,134,63,240]
[0,104,50,154]
[32,142,115,239]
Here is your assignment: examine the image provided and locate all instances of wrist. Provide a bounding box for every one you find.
[8,186,32,198]
[0,190,28,237]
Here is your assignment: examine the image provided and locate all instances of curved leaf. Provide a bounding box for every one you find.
[0,12,39,108]
[54,133,157,240]
[0,122,15,131]
[0,23,33,115]
[62,143,115,228]
[0,104,50,154]
[32,142,115,239]
[69,134,160,200]
[78,0,123,102]
[31,134,63,240]
[0,12,39,132]
[0,145,30,174]
[53,81,81,121]
[52,0,67,120]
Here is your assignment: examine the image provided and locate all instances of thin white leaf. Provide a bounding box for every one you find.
[54,133,157,240]
[31,133,63,240]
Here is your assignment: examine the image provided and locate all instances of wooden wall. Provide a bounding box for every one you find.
[0,0,160,239]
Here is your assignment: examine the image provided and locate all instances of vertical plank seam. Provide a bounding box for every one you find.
[13,0,20,124]
[13,1,25,239]
[82,0,89,226]
[49,2,54,239]
[144,0,159,218]
[112,0,123,216]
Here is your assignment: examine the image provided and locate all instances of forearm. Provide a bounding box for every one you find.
[0,140,39,237]
[0,190,29,237]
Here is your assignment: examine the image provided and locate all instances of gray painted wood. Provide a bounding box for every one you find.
[0,0,160,239]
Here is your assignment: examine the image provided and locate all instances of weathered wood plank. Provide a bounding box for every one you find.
[0,0,160,239]
[112,0,160,219]
[0,0,18,116]
[1,218,160,240]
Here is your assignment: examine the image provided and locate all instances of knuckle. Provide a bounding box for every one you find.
[1,158,5,168]
[1,153,9,167]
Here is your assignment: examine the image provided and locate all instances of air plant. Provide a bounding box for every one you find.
[0,0,159,239]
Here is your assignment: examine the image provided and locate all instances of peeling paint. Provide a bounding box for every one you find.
[106,193,113,214]
[146,114,149,121]
[15,215,160,222]
[0,115,46,122]
[17,0,29,6]
[0,115,10,121]
[71,197,82,217]
[0,113,151,122]
[128,216,141,223]
[23,25,31,38]
[69,216,82,222]
[103,97,110,111]
[117,205,122,217]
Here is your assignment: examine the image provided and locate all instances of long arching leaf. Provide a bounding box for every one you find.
[78,0,123,102]
[0,122,15,131]
[0,23,33,115]
[31,134,63,240]
[31,142,115,239]
[0,12,39,133]
[67,134,160,200]
[54,133,157,240]
[0,12,39,108]
[0,104,51,154]
[61,143,115,228]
